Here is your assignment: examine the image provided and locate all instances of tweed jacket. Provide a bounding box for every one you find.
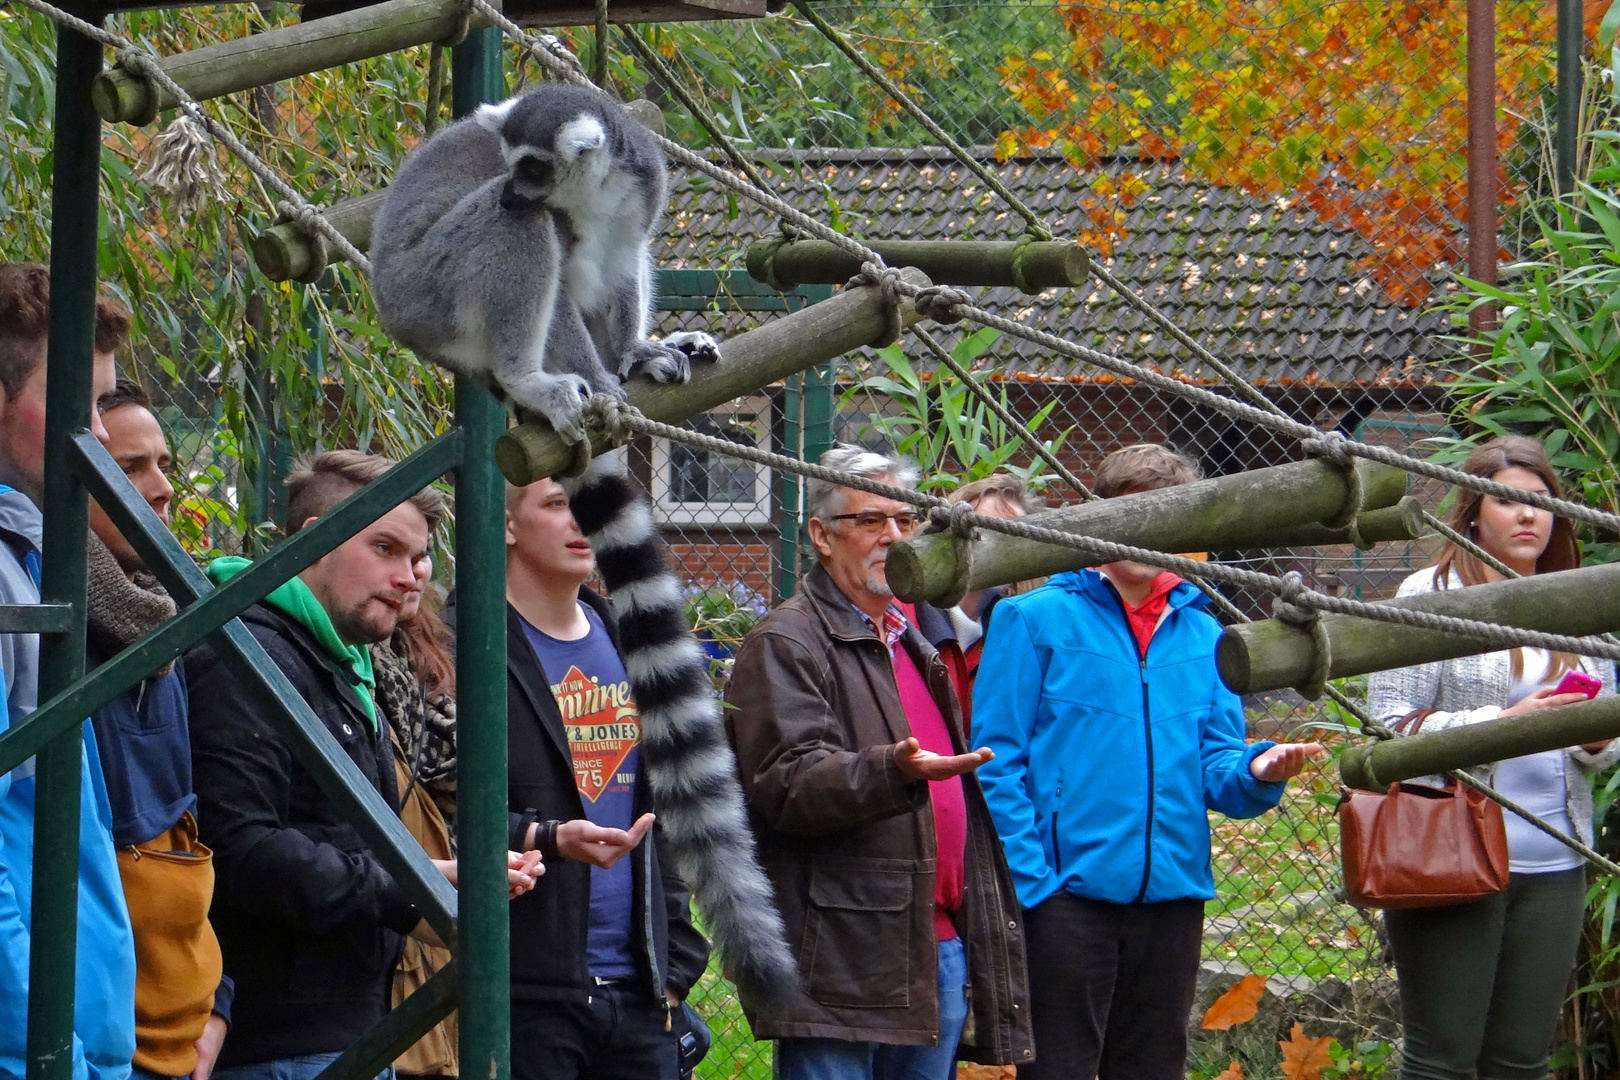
[1367,565,1620,847]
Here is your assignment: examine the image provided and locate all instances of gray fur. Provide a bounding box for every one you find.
[369,85,719,442]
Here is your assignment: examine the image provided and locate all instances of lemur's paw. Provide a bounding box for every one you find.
[625,341,692,385]
[514,374,594,444]
[663,331,722,367]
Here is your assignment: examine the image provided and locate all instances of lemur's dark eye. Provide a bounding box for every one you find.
[516,158,552,185]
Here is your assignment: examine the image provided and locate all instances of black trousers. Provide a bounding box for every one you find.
[510,985,678,1080]
[1017,892,1204,1080]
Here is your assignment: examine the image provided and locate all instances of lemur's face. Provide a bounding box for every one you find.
[493,107,610,212]
[500,150,557,211]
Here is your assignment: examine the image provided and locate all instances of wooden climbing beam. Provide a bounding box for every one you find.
[887,458,1408,607]
[1218,561,1620,695]
[745,238,1089,294]
[1340,693,1620,792]
[495,267,932,485]
[1245,495,1426,551]
[92,0,490,125]
[249,100,663,282]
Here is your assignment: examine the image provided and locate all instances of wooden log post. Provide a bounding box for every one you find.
[248,102,662,282]
[1241,496,1427,550]
[92,0,490,126]
[1218,561,1620,695]
[1340,694,1620,792]
[494,267,933,485]
[252,190,387,283]
[887,458,1408,606]
[746,238,1089,294]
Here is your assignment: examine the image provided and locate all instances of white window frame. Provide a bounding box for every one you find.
[650,395,773,526]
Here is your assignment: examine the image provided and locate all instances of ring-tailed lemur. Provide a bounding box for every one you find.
[369,84,719,443]
[369,86,794,997]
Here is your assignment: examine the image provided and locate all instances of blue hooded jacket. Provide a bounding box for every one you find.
[0,487,136,1080]
[971,569,1283,910]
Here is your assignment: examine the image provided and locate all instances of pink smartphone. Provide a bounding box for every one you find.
[1554,671,1602,700]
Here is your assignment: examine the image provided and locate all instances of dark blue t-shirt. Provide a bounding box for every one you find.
[521,604,640,979]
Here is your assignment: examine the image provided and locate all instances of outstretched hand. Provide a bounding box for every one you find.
[1249,742,1326,782]
[433,852,544,898]
[894,737,994,782]
[557,813,656,869]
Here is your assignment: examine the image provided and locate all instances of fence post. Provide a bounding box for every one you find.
[27,20,102,1080]
[450,27,511,1080]
[1557,0,1582,196]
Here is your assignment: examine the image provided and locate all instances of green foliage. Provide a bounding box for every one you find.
[1440,126,1620,525]
[0,4,454,551]
[613,1,1065,154]
[843,328,1073,492]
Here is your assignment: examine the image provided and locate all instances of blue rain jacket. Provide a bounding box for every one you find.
[972,569,1283,910]
[0,487,135,1080]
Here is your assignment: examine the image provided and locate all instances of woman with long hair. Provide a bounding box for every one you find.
[1368,434,1619,1080]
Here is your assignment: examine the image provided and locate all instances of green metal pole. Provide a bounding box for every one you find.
[451,27,510,1080]
[1558,0,1582,196]
[28,21,102,1080]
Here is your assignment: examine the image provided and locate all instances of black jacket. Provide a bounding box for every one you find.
[188,604,419,1068]
[446,589,709,1008]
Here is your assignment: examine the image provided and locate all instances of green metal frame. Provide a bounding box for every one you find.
[24,22,513,1080]
[648,270,836,599]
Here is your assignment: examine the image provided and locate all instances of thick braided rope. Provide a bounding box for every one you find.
[470,0,1620,532]
[791,0,1307,419]
[578,395,1620,662]
[911,325,1097,502]
[14,0,373,274]
[1175,540,1620,876]
[616,29,777,195]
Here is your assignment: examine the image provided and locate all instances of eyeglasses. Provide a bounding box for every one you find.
[829,510,921,535]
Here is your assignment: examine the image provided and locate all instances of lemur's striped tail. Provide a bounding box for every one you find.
[562,451,796,999]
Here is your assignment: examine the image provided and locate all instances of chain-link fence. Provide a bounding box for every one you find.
[77,1,1577,1077]
[629,4,1571,1077]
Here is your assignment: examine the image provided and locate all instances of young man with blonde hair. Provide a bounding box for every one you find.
[972,443,1322,1080]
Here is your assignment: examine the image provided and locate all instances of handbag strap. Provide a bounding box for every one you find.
[1394,707,1438,736]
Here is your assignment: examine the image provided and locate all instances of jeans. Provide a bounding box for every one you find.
[1017,892,1205,1080]
[213,1054,393,1080]
[773,936,968,1080]
[1386,868,1586,1080]
[510,983,678,1080]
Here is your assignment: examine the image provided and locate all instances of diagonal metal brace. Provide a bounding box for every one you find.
[312,961,460,1080]
[0,430,464,777]
[0,434,463,941]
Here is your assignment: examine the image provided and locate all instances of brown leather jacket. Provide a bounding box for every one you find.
[724,566,1033,1065]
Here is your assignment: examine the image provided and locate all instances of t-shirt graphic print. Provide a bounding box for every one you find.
[520,601,641,978]
[553,663,638,804]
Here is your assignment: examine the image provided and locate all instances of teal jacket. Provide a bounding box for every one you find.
[0,487,136,1080]
[971,569,1283,910]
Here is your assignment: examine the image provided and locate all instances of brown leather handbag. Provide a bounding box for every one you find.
[1338,709,1511,909]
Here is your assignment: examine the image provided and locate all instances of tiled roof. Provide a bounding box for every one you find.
[656,148,1456,387]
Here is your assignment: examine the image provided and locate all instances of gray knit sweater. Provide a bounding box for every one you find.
[1366,565,1620,847]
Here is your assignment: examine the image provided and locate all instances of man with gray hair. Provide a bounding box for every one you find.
[724,445,1032,1080]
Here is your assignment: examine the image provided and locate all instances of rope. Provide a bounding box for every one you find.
[13,0,374,275]
[462,0,1620,534]
[593,0,610,90]
[569,394,1620,664]
[911,325,1096,502]
[789,0,1050,242]
[617,29,776,196]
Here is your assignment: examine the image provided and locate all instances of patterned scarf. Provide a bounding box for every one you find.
[86,532,178,679]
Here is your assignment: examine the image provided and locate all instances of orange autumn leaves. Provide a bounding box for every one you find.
[994,0,1602,305]
[1200,976,1336,1080]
